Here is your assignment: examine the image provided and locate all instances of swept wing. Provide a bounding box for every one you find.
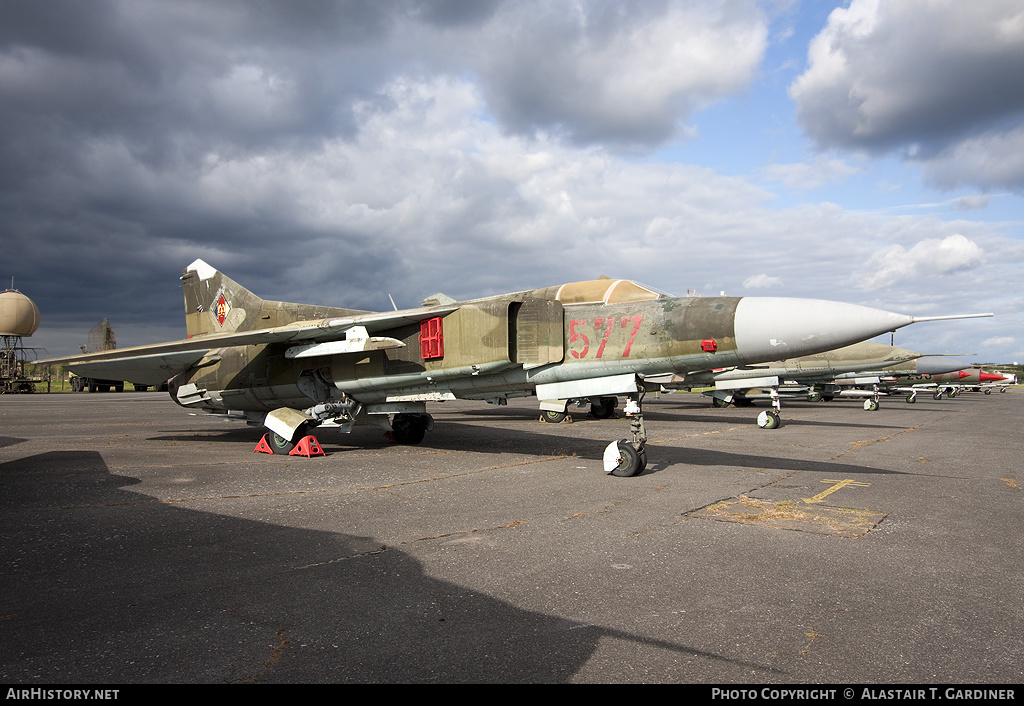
[38,306,459,385]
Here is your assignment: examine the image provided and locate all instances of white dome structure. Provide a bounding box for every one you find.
[0,290,41,337]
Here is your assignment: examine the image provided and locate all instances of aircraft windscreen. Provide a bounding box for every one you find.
[555,279,666,305]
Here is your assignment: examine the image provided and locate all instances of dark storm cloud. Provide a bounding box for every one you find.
[789,0,1024,191]
[411,0,503,27]
[0,0,774,355]
[0,0,422,336]
[0,0,406,159]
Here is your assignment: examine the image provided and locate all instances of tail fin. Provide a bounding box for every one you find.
[180,259,374,338]
[181,259,265,337]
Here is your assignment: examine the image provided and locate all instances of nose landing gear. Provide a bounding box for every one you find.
[603,393,648,477]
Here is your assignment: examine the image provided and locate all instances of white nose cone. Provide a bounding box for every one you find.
[734,298,915,364]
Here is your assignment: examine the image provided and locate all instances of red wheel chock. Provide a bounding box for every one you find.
[253,434,326,457]
[290,435,325,457]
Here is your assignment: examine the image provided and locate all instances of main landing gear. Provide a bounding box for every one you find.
[540,396,619,423]
[603,393,648,477]
[390,413,431,444]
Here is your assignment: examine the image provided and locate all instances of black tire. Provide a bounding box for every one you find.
[590,397,617,419]
[268,423,309,455]
[609,439,645,477]
[392,413,427,444]
[711,397,730,408]
[757,410,781,429]
[541,410,568,424]
[269,432,298,454]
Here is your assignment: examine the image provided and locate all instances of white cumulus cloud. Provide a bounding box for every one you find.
[743,273,782,289]
[858,233,984,290]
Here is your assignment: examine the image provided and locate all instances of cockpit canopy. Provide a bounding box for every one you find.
[554,279,667,306]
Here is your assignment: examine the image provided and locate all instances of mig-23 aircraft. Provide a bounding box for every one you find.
[652,341,979,428]
[915,367,1011,398]
[38,260,992,477]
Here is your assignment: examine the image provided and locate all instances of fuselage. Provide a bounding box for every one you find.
[169,281,931,416]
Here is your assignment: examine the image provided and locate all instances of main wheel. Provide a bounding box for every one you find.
[807,391,822,403]
[590,397,617,419]
[756,410,781,429]
[711,396,730,408]
[541,410,568,424]
[266,422,313,455]
[392,413,427,444]
[863,399,879,411]
[607,439,646,477]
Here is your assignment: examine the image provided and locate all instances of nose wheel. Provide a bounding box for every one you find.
[603,392,648,477]
[862,383,880,411]
[757,410,782,429]
[756,387,783,429]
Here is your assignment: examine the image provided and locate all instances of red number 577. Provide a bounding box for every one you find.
[569,315,643,359]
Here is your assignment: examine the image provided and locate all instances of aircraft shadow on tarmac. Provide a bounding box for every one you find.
[0,436,27,450]
[0,451,781,683]
[433,396,940,433]
[139,408,914,485]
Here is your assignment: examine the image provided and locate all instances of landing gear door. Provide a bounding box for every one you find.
[514,298,564,368]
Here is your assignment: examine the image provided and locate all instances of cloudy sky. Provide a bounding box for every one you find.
[4,0,1022,363]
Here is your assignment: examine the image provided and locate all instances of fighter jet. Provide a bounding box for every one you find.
[918,367,1011,398]
[981,370,1017,393]
[38,260,992,477]
[651,341,976,428]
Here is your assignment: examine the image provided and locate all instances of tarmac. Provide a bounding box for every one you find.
[1,388,1021,684]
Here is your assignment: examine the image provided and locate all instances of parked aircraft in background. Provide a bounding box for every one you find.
[38,260,992,476]
[920,367,1011,398]
[982,371,1017,393]
[650,341,977,428]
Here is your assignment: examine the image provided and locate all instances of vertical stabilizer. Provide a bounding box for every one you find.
[181,260,265,337]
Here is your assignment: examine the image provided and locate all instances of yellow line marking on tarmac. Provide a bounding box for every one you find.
[802,478,871,504]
